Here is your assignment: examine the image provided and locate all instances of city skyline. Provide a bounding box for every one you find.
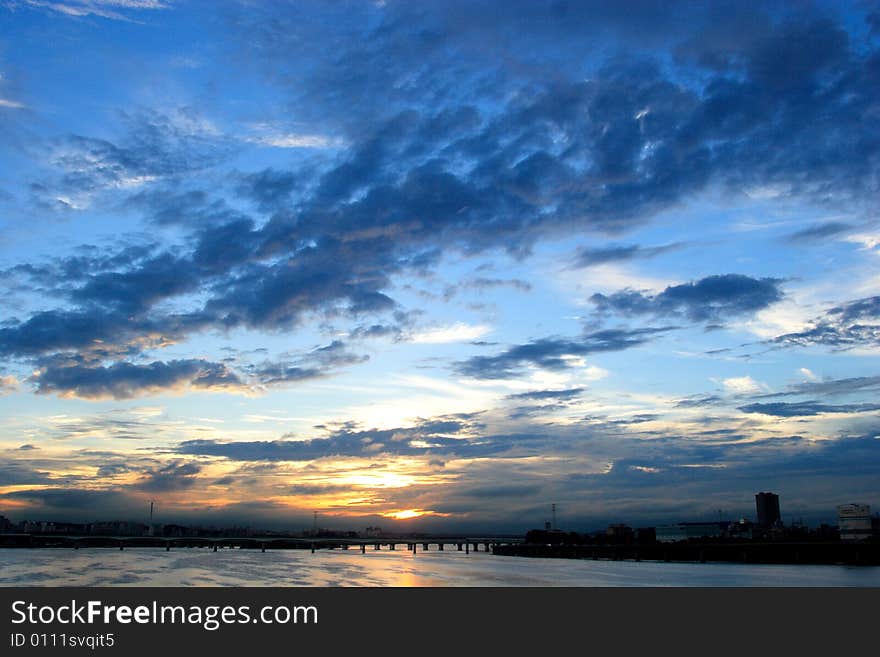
[1,1,880,532]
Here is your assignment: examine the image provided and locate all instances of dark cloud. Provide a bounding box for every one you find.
[786,221,854,243]
[68,252,201,314]
[459,277,532,293]
[773,296,880,349]
[0,305,214,363]
[249,341,369,385]
[286,483,354,496]
[773,323,880,349]
[572,243,681,267]
[32,358,247,400]
[176,415,547,462]
[761,375,880,399]
[348,323,405,341]
[27,341,368,399]
[96,463,135,478]
[0,462,54,486]
[828,296,880,324]
[506,388,585,401]
[0,488,142,519]
[674,394,723,408]
[33,108,231,208]
[454,484,543,499]
[126,188,240,228]
[134,462,203,493]
[611,413,660,425]
[590,274,784,322]
[738,401,880,417]
[236,168,300,212]
[2,2,878,404]
[456,327,673,379]
[508,403,569,419]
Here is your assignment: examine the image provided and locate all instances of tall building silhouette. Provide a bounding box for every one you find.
[755,492,781,527]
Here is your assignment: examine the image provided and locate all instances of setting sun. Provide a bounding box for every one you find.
[382,509,426,520]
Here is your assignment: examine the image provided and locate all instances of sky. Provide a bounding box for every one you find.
[0,0,879,533]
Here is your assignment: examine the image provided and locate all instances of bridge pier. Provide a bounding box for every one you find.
[361,544,366,554]
[374,543,380,550]
[119,543,124,551]
[438,543,444,551]
[213,544,217,552]
[311,543,315,554]
[457,543,462,551]
[422,543,429,551]
[465,542,469,554]
[389,543,395,550]
[166,544,170,552]
[261,544,265,553]
[74,544,79,550]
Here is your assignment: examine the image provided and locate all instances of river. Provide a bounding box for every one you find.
[2,547,879,586]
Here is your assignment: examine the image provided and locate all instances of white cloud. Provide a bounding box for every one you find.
[249,134,340,149]
[571,263,673,295]
[736,298,815,339]
[21,0,168,21]
[0,375,19,395]
[799,368,818,381]
[845,232,880,251]
[743,183,790,200]
[243,124,345,149]
[721,376,767,395]
[0,98,26,109]
[114,175,158,189]
[93,1,167,8]
[580,365,609,381]
[410,322,491,344]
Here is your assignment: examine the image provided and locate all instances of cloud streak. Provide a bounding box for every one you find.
[590,275,784,323]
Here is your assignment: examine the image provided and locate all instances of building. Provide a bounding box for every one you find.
[755,492,781,527]
[606,524,634,544]
[838,504,873,542]
[635,527,656,544]
[727,518,753,540]
[656,522,728,542]
[0,515,12,532]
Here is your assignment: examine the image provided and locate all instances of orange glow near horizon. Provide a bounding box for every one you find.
[381,508,451,520]
[384,509,424,520]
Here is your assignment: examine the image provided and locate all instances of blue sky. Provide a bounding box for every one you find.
[0,0,879,532]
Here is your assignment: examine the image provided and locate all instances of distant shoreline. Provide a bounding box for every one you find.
[493,541,880,566]
[2,534,879,566]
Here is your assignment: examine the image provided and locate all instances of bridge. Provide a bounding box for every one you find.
[0,533,524,554]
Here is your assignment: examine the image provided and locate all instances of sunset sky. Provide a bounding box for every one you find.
[1,0,879,532]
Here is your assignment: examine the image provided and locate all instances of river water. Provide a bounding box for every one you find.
[1,548,879,586]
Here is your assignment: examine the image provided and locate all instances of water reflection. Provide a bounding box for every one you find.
[1,548,879,587]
